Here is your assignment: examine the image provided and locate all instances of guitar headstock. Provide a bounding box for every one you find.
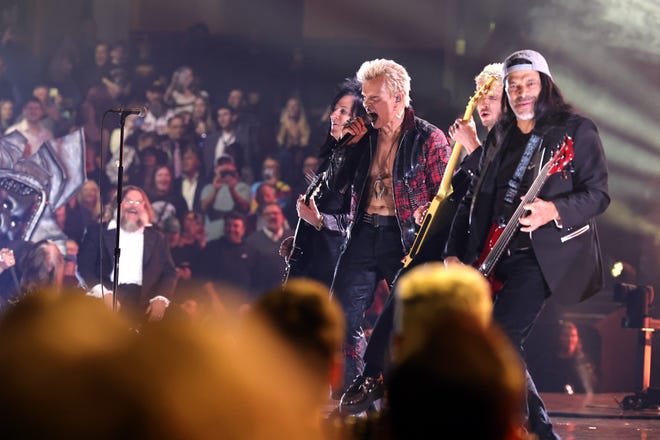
[304,170,325,203]
[466,76,497,117]
[547,136,575,176]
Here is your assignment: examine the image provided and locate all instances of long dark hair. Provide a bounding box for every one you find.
[19,240,64,296]
[318,77,367,160]
[495,72,573,141]
[331,77,367,120]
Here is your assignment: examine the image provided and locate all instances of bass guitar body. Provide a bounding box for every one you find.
[474,223,505,295]
[473,136,574,298]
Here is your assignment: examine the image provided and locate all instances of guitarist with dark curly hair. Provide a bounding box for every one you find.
[280,77,367,288]
[444,50,610,440]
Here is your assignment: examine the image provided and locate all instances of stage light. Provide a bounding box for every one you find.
[610,261,637,283]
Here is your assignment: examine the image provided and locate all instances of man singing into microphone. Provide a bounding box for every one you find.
[317,59,452,401]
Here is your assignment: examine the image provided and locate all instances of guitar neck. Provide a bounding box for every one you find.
[478,158,554,276]
[435,141,462,201]
[437,77,494,201]
[402,77,496,269]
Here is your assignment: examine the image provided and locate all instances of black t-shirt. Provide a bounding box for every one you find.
[492,126,534,251]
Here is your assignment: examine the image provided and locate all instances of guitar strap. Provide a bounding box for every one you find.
[503,133,543,205]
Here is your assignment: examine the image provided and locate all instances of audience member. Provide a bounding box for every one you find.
[62,179,102,246]
[203,105,245,180]
[30,83,72,137]
[0,292,313,439]
[226,87,262,179]
[529,320,598,394]
[62,238,80,289]
[246,181,278,235]
[106,113,140,178]
[161,215,182,249]
[173,144,206,214]
[4,97,54,156]
[148,164,188,230]
[385,315,527,440]
[191,93,216,143]
[245,202,292,292]
[250,156,293,216]
[77,185,177,326]
[85,141,114,204]
[380,263,528,440]
[18,239,66,298]
[0,247,18,310]
[170,210,206,293]
[80,41,112,92]
[0,98,15,133]
[128,145,168,196]
[76,84,117,146]
[164,65,203,115]
[276,96,310,183]
[156,114,193,179]
[129,34,159,102]
[141,79,174,136]
[192,211,256,302]
[46,48,83,110]
[200,157,251,241]
[248,278,345,438]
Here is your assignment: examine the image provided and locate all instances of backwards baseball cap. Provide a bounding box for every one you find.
[503,49,552,79]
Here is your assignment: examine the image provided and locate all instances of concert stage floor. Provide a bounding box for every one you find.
[544,392,660,439]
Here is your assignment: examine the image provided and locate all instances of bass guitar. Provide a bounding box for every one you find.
[475,136,574,294]
[401,76,496,269]
[282,171,325,285]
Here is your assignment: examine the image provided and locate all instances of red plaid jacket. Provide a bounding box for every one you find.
[328,107,451,253]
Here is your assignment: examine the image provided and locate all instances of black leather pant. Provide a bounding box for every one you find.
[331,217,403,392]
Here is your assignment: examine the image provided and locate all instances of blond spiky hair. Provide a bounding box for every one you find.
[356,58,411,107]
[474,62,503,92]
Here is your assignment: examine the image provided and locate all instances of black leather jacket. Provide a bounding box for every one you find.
[326,107,451,254]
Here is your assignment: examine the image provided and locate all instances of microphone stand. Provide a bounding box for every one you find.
[111,112,129,312]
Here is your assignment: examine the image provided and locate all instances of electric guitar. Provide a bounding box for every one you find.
[401,76,496,269]
[475,136,574,294]
[281,171,325,285]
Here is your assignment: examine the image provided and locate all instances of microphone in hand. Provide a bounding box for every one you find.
[337,115,372,147]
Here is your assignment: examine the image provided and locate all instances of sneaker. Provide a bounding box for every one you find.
[338,374,385,415]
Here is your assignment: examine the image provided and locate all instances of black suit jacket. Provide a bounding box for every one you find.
[203,132,245,179]
[445,113,610,305]
[172,175,206,215]
[77,222,177,309]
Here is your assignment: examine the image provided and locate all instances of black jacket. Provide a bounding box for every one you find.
[445,113,610,304]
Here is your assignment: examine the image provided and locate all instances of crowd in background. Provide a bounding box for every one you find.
[0,23,362,305]
[0,21,603,440]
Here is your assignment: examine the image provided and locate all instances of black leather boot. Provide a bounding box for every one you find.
[338,374,385,415]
